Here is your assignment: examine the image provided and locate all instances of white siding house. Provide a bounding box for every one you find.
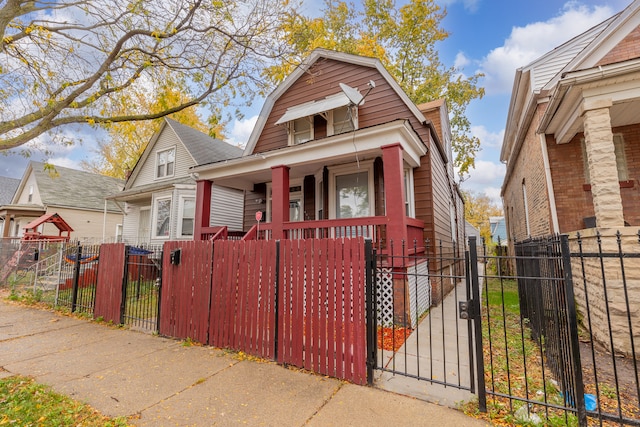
[109,118,244,244]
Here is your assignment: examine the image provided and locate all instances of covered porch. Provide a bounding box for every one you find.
[192,120,428,256]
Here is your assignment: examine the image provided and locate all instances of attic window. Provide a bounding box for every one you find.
[276,92,359,145]
[156,147,175,179]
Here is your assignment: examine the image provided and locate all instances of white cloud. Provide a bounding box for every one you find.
[471,125,504,150]
[440,0,480,13]
[458,159,506,206]
[454,52,470,69]
[47,157,83,170]
[227,115,258,148]
[479,2,615,95]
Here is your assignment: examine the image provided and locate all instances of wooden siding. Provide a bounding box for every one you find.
[39,206,123,241]
[243,185,267,232]
[210,185,244,231]
[252,58,427,154]
[122,204,144,244]
[130,127,196,188]
[14,171,40,204]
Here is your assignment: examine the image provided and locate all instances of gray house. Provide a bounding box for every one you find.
[109,118,244,244]
[0,162,124,241]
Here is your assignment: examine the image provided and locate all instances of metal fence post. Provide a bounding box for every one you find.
[560,234,587,426]
[364,238,377,385]
[468,236,487,412]
[71,244,82,313]
[120,245,130,325]
[155,249,163,333]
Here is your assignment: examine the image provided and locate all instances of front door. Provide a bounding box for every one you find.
[138,207,150,243]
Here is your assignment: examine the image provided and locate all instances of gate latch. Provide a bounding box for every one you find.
[459,300,476,320]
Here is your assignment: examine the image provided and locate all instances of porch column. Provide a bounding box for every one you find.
[194,180,212,241]
[271,165,290,240]
[581,99,624,228]
[381,143,408,254]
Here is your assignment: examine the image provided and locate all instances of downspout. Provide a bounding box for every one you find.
[539,133,559,233]
[102,199,107,243]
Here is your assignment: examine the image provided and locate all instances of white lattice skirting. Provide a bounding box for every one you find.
[376,261,431,328]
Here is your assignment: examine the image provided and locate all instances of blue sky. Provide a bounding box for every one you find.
[0,0,632,206]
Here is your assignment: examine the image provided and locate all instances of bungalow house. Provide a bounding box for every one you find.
[501,0,640,239]
[0,161,124,241]
[191,49,465,311]
[107,118,244,245]
[500,1,640,357]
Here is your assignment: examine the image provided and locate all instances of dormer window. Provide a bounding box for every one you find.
[276,91,361,145]
[291,117,313,145]
[327,106,356,136]
[156,147,175,179]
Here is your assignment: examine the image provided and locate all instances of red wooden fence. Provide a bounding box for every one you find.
[278,238,367,384]
[94,243,125,324]
[209,239,278,359]
[152,238,368,385]
[160,240,213,343]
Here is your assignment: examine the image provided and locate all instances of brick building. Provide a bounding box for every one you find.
[501,0,640,240]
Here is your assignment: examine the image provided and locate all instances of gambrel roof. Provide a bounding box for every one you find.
[242,48,429,156]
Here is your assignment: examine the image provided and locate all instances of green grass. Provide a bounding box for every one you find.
[462,277,579,426]
[0,375,130,426]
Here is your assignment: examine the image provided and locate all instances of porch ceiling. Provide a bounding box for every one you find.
[193,120,427,191]
[540,62,640,144]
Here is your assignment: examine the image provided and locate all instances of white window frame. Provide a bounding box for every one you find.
[156,147,176,179]
[266,179,304,222]
[28,185,33,202]
[404,167,415,218]
[328,161,375,219]
[582,134,628,183]
[152,195,172,239]
[327,106,357,136]
[288,117,314,146]
[522,181,531,237]
[177,196,195,238]
[315,170,324,220]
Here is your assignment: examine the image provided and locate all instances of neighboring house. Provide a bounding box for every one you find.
[0,176,19,237]
[500,1,640,358]
[465,220,483,253]
[489,216,507,245]
[0,161,124,241]
[108,118,244,244]
[191,49,465,261]
[501,0,640,239]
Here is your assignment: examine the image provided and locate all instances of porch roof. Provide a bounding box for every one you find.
[192,120,427,191]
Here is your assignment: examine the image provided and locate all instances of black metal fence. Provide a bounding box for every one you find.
[478,232,640,426]
[56,243,101,316]
[120,244,163,332]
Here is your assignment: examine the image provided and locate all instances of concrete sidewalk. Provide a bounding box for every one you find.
[0,298,488,426]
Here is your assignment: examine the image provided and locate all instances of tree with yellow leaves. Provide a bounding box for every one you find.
[0,0,292,151]
[265,0,484,175]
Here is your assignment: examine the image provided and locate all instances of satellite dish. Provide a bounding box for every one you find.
[339,83,364,106]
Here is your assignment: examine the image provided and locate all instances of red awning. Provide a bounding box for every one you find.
[23,212,74,233]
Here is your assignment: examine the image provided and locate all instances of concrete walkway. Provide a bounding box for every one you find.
[376,277,480,407]
[0,296,489,426]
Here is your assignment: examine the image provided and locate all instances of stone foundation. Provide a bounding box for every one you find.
[568,228,640,357]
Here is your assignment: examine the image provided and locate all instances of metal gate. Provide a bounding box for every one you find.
[369,238,484,406]
[120,245,163,332]
[56,243,100,315]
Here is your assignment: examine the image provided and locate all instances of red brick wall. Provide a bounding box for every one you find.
[544,124,640,232]
[597,25,640,66]
[502,105,552,241]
